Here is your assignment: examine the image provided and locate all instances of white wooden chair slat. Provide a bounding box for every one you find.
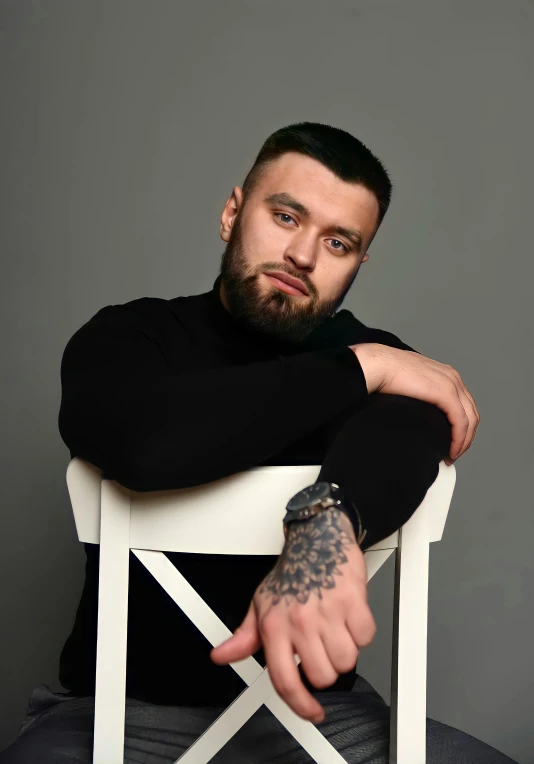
[133,549,265,687]
[92,480,131,764]
[65,457,456,764]
[135,550,347,764]
[390,492,431,763]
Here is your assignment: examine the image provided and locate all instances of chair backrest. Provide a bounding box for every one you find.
[66,457,456,554]
[66,456,457,764]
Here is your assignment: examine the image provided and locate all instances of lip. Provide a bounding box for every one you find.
[264,271,309,295]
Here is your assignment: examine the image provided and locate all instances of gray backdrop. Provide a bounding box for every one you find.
[1,1,532,762]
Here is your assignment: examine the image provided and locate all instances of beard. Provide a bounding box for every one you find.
[218,211,360,345]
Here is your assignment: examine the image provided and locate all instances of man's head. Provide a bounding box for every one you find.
[218,121,392,344]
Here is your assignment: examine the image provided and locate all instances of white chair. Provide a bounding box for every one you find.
[66,457,456,764]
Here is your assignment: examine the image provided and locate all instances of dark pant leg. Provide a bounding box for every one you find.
[0,685,224,764]
[1,683,518,764]
[0,687,95,764]
[233,684,519,764]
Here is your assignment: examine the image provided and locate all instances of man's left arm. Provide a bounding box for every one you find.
[315,324,456,549]
[212,334,464,724]
[317,390,453,550]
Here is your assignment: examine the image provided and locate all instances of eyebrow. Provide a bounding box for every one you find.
[263,192,363,252]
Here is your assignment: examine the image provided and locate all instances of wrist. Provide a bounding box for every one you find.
[284,505,357,547]
[283,501,366,549]
[282,480,368,548]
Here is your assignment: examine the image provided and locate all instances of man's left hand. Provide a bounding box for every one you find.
[210,509,375,724]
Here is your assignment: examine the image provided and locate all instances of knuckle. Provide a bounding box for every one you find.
[275,677,298,698]
[259,614,279,636]
[336,650,359,673]
[445,363,462,381]
[289,607,311,631]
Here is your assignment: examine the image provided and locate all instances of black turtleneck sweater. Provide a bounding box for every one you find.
[57,273,452,706]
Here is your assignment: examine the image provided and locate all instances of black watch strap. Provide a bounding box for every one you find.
[338,496,367,547]
[283,483,367,547]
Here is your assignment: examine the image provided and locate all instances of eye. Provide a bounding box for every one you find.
[274,212,297,226]
[328,239,349,254]
[274,213,350,254]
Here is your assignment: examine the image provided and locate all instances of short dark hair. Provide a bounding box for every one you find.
[241,121,393,232]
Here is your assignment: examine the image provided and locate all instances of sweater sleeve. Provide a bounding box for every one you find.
[316,307,454,548]
[58,305,369,492]
[318,391,453,550]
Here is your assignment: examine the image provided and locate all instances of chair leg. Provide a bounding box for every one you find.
[93,481,131,764]
[390,511,430,764]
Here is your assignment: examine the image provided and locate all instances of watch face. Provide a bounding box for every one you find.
[287,481,330,512]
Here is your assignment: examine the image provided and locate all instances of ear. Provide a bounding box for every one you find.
[362,252,370,263]
[220,186,243,242]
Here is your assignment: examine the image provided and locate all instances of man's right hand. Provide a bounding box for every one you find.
[349,343,480,465]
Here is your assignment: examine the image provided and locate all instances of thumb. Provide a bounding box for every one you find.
[210,601,261,664]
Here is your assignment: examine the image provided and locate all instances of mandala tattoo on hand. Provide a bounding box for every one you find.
[257,508,357,606]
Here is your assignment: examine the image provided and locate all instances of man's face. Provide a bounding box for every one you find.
[218,151,379,344]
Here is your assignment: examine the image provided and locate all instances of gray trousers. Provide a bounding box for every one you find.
[0,677,517,764]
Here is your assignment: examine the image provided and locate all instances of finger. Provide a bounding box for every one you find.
[294,631,338,690]
[459,387,480,451]
[447,367,480,423]
[447,372,480,438]
[345,605,376,650]
[440,373,477,460]
[440,366,480,456]
[319,621,359,676]
[262,626,324,722]
[461,384,480,425]
[211,601,261,664]
[433,372,470,459]
[455,386,478,458]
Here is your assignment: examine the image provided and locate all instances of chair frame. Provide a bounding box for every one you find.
[66,457,456,764]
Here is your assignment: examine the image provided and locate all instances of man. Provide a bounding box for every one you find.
[3,122,518,763]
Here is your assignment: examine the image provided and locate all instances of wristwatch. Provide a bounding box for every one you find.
[282,481,367,546]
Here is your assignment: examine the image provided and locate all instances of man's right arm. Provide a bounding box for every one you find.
[58,304,369,492]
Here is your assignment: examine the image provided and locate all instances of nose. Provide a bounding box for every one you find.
[282,252,315,280]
